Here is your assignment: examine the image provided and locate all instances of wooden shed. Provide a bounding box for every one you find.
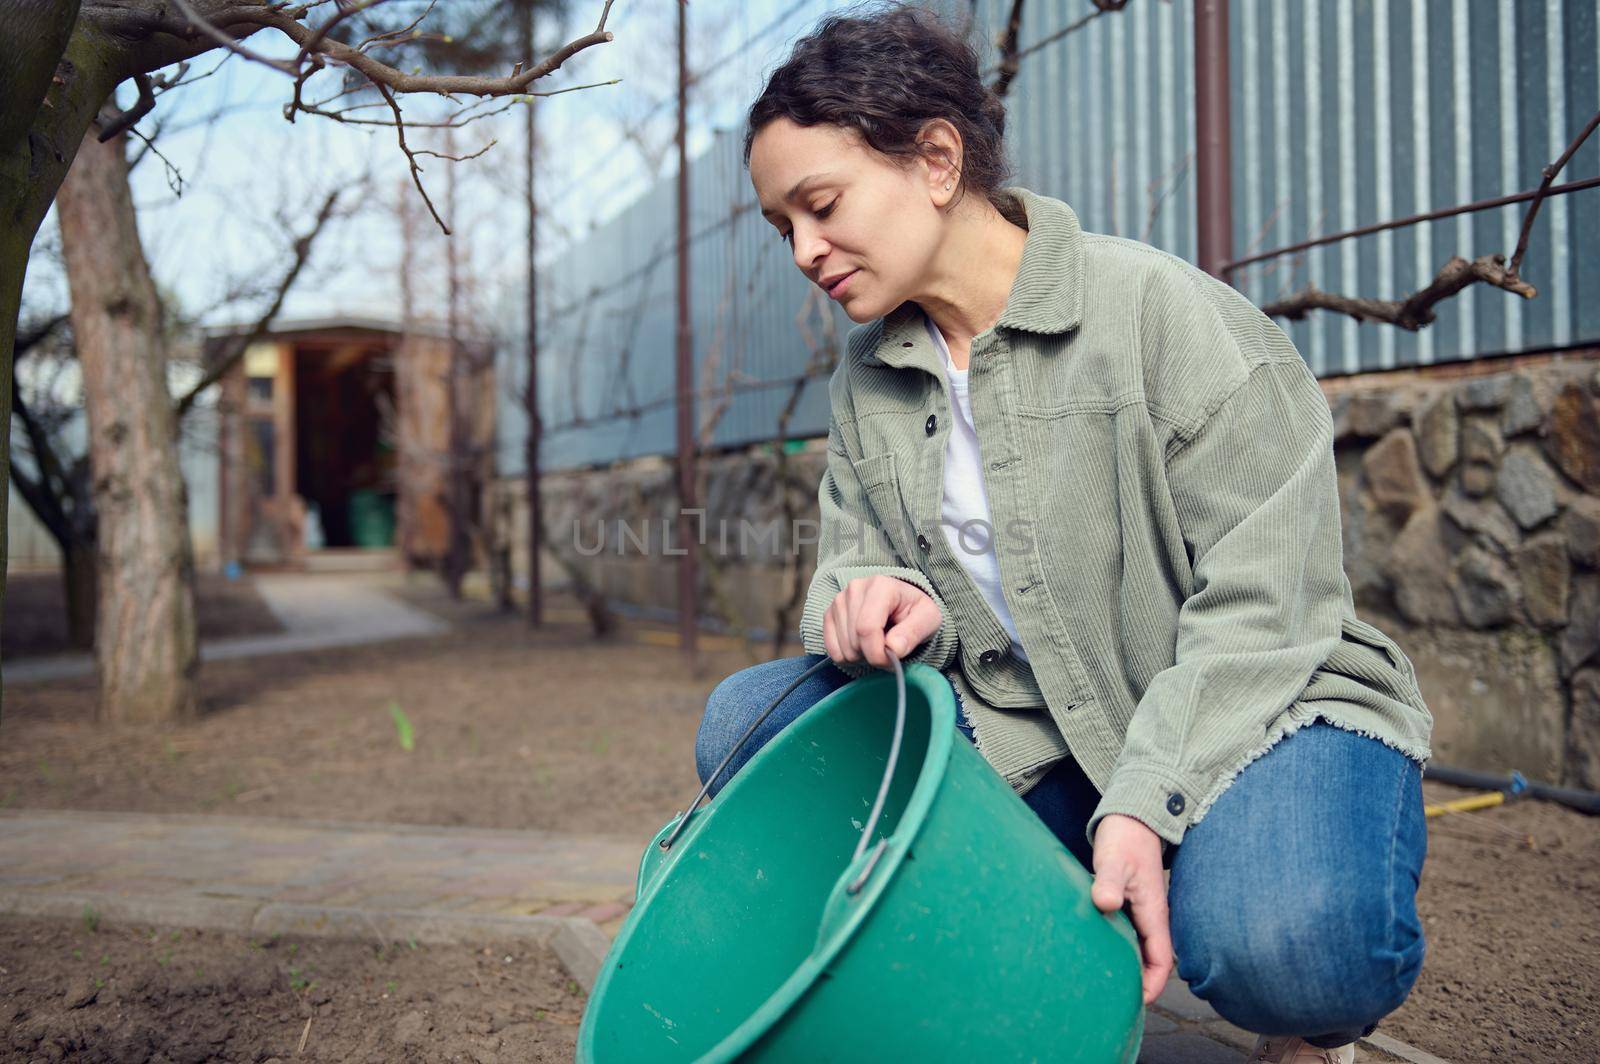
[202,318,495,572]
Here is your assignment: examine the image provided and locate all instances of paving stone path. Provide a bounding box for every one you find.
[5,572,448,685]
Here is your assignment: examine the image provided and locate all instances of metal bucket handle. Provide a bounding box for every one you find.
[658,652,909,896]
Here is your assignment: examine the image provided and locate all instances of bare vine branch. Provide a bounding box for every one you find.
[987,0,1128,98]
[1261,253,1535,331]
[1260,108,1599,329]
[1507,108,1600,283]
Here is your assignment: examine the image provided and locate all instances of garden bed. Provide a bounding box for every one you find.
[0,913,585,1063]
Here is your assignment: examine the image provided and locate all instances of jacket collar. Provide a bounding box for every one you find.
[860,186,1085,369]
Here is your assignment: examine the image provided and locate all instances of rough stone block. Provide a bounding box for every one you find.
[1513,534,1570,629]
[1547,382,1600,492]
[1340,470,1401,611]
[1560,495,1600,569]
[1335,391,1401,442]
[1415,391,1459,478]
[1501,373,1546,437]
[1456,374,1512,411]
[1459,415,1504,497]
[1450,546,1518,628]
[1495,443,1563,530]
[1362,429,1430,523]
[1560,573,1600,678]
[1385,506,1463,626]
[1441,489,1520,554]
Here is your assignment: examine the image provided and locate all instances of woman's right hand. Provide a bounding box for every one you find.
[823,575,943,669]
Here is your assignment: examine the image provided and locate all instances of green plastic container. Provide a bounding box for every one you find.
[348,489,394,548]
[576,662,1145,1062]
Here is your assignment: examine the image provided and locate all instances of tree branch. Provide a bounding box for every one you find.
[13,313,70,360]
[174,185,344,417]
[169,0,617,97]
[10,375,75,541]
[96,72,155,140]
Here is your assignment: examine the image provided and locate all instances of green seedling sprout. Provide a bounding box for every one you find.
[388,701,416,751]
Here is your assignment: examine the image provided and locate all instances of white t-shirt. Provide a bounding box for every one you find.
[923,307,1031,663]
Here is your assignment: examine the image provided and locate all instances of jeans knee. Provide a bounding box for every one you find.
[694,671,743,793]
[1174,890,1424,1037]
[694,659,793,795]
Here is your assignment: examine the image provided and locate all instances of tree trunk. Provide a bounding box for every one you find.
[0,0,82,714]
[62,539,98,650]
[441,130,475,599]
[55,129,198,724]
[522,7,544,628]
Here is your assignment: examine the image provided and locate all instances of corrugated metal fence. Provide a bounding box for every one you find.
[500,0,1599,475]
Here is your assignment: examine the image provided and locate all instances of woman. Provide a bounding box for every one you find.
[694,7,1434,1063]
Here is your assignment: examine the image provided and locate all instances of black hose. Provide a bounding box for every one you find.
[1423,761,1600,816]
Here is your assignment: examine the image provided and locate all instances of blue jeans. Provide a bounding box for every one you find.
[694,654,1428,1049]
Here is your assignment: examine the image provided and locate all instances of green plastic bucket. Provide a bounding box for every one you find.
[576,660,1146,1062]
[348,489,394,547]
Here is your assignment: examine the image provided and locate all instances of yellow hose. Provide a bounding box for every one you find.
[1424,791,1506,818]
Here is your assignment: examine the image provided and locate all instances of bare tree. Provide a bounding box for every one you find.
[11,181,343,656]
[0,0,619,717]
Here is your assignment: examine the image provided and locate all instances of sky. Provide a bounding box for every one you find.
[20,0,844,338]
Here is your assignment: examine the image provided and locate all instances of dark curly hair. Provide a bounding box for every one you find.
[742,3,1013,211]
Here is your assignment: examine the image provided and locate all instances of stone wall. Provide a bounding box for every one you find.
[495,350,1600,788]
[1327,352,1599,788]
[495,446,830,645]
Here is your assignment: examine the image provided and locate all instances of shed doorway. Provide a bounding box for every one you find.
[292,342,397,549]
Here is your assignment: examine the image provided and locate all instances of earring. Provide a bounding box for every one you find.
[944,182,951,190]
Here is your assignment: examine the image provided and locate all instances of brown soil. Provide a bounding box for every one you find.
[2,571,285,660]
[1380,780,1600,1062]
[0,914,584,1062]
[0,585,754,836]
[3,583,1597,1062]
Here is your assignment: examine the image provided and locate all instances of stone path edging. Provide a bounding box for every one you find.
[0,888,615,994]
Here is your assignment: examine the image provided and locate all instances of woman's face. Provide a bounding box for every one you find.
[749,117,949,323]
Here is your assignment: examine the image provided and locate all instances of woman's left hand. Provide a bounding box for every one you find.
[1089,813,1174,1006]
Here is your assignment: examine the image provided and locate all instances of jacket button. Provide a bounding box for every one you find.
[916,534,930,551]
[901,340,914,348]
[1166,793,1186,816]
[978,649,999,665]
[925,413,937,435]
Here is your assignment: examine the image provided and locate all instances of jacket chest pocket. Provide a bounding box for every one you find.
[853,451,917,563]
[1011,407,1129,640]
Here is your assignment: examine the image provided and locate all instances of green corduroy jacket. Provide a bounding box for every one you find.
[798,185,1434,857]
